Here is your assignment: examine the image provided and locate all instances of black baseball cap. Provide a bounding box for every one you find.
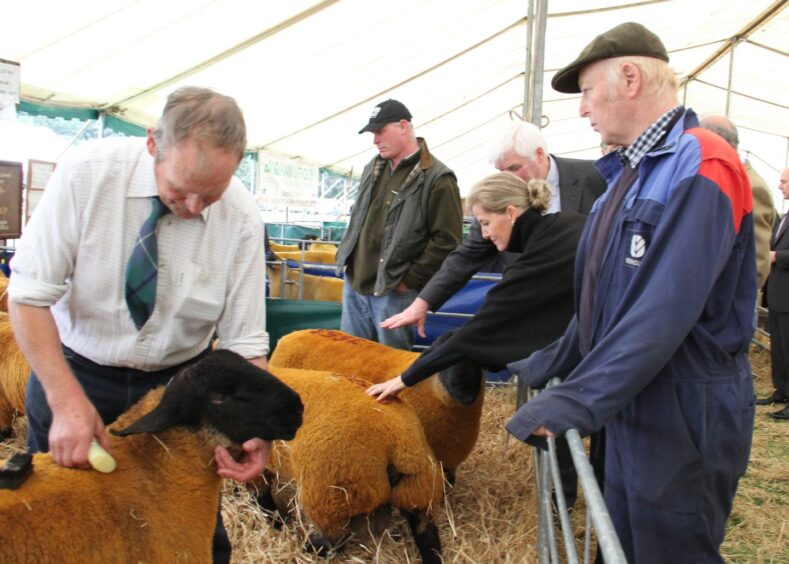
[358,99,412,134]
[551,22,669,94]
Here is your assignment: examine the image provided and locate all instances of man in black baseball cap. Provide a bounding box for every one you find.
[335,100,462,350]
[358,99,412,134]
[506,21,755,563]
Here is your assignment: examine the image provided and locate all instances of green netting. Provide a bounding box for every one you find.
[266,298,341,352]
[322,221,346,241]
[103,114,146,137]
[19,100,97,121]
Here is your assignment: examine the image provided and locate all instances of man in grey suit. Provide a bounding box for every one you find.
[762,167,789,419]
[381,121,606,335]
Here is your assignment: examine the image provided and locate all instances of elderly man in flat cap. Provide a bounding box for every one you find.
[505,23,756,562]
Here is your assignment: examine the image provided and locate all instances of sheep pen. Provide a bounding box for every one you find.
[1,345,787,562]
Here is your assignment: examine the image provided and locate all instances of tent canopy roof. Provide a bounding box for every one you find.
[4,0,788,193]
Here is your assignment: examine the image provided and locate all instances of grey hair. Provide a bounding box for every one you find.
[467,172,553,215]
[153,86,247,162]
[487,122,548,164]
[699,116,739,149]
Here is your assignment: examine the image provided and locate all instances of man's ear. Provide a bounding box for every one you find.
[621,62,641,98]
[146,128,157,157]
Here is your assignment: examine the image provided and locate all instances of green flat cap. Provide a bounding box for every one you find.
[551,22,669,93]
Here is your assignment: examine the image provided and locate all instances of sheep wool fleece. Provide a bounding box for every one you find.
[270,329,484,470]
[507,109,756,563]
[265,366,443,541]
[0,389,220,563]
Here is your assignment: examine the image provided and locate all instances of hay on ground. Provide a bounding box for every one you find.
[1,345,787,562]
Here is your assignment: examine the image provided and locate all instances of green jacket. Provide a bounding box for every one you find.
[336,138,462,296]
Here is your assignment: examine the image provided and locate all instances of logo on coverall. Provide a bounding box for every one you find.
[625,234,647,267]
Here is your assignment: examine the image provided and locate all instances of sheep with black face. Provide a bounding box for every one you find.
[0,349,303,564]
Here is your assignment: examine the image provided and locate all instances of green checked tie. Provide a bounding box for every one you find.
[125,197,170,329]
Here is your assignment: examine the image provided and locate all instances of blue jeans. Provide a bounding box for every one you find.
[340,280,417,350]
[25,345,230,564]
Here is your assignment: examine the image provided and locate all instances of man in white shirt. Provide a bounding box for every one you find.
[8,86,269,563]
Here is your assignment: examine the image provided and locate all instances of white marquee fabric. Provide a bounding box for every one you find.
[3,0,788,197]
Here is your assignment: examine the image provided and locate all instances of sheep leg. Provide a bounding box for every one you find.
[443,467,456,487]
[304,531,351,557]
[402,509,442,564]
[254,484,286,530]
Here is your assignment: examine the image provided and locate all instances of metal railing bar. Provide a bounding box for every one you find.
[547,436,580,564]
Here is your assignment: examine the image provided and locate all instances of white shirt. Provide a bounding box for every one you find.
[9,138,268,371]
[546,154,562,214]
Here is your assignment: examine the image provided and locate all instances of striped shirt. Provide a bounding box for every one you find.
[620,105,683,167]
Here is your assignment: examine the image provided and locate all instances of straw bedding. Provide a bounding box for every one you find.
[1,345,786,563]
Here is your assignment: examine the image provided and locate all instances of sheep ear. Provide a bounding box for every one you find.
[111,386,198,437]
[111,403,181,436]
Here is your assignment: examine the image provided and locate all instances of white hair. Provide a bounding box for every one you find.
[600,56,679,102]
[487,122,548,164]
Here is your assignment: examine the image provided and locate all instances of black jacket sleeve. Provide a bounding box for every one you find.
[417,218,498,310]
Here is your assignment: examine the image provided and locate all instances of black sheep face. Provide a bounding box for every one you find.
[428,331,483,406]
[112,350,304,443]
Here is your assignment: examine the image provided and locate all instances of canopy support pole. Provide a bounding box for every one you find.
[522,0,549,126]
[724,40,737,118]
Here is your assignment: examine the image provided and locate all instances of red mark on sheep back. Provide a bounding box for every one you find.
[309,329,365,344]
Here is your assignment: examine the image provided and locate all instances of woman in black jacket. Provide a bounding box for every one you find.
[366,171,585,399]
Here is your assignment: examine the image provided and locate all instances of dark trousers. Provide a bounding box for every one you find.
[769,310,789,396]
[25,346,230,564]
[602,363,753,563]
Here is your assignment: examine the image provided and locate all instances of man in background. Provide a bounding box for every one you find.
[700,114,775,289]
[335,99,462,350]
[381,121,605,337]
[762,168,789,417]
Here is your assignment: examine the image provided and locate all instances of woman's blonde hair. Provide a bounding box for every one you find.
[466,172,552,215]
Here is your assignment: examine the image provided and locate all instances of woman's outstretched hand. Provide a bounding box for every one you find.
[365,375,407,403]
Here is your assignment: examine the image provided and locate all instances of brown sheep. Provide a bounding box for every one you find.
[267,264,343,302]
[0,350,303,564]
[0,273,8,313]
[0,313,28,438]
[269,329,484,483]
[272,250,337,264]
[270,242,299,253]
[258,366,443,563]
[307,241,338,252]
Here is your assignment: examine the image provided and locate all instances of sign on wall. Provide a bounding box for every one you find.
[26,159,56,222]
[258,150,319,204]
[0,160,23,238]
[0,58,20,121]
